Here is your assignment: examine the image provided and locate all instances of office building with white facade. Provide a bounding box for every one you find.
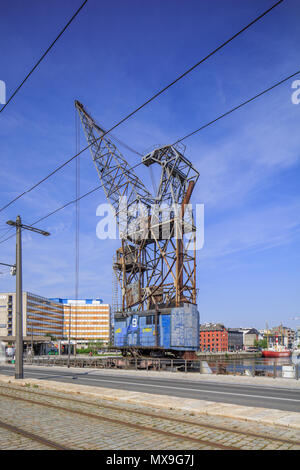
[0,293,111,348]
[51,298,111,347]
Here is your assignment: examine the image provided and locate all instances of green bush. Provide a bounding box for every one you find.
[76,347,93,354]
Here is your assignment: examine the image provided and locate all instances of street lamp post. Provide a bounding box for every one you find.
[6,216,50,379]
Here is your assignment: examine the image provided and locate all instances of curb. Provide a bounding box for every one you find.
[0,374,299,431]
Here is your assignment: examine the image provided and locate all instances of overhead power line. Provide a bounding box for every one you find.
[0,164,144,245]
[0,0,88,114]
[0,0,283,214]
[173,68,300,145]
[1,66,299,246]
[0,232,17,245]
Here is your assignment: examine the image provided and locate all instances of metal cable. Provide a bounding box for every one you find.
[0,0,88,115]
[1,65,299,246]
[0,0,283,214]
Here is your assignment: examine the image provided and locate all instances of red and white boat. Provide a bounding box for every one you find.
[262,347,291,358]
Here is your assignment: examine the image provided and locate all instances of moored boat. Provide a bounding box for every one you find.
[262,348,291,358]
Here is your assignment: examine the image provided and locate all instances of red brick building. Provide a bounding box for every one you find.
[199,323,228,352]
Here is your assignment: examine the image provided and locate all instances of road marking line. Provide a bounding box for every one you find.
[19,365,300,393]
[6,369,300,403]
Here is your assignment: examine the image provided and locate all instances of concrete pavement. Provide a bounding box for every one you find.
[0,365,299,430]
[1,380,299,450]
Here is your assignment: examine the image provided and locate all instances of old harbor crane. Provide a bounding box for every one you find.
[75,100,200,357]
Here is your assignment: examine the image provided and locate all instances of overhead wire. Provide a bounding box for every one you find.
[173,69,300,145]
[0,0,284,215]
[0,0,88,114]
[0,66,299,246]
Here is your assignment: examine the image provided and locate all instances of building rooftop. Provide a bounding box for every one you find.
[200,323,226,331]
[244,328,259,335]
[50,298,104,305]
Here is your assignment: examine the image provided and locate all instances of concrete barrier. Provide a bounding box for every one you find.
[282,365,295,379]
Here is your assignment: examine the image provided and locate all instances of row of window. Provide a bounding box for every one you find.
[64,328,110,332]
[200,334,227,337]
[64,315,109,319]
[64,307,109,311]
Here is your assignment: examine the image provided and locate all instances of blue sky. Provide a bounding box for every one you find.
[0,0,300,330]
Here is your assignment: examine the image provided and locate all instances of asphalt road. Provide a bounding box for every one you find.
[0,365,299,412]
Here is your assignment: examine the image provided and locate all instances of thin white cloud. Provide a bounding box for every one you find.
[201,199,300,263]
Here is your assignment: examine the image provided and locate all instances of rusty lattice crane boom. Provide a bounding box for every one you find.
[75,100,199,319]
